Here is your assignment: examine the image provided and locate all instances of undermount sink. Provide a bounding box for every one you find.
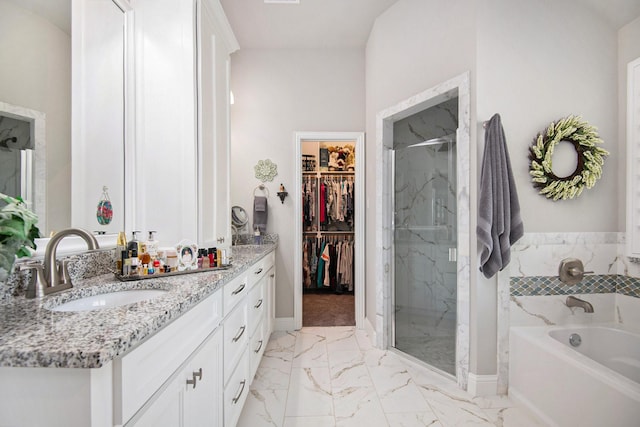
[50,289,167,312]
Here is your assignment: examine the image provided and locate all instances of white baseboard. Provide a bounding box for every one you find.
[274,317,295,331]
[364,316,377,348]
[467,373,498,397]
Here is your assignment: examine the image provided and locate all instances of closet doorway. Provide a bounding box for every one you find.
[294,132,365,329]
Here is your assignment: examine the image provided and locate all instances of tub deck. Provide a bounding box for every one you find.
[509,323,640,427]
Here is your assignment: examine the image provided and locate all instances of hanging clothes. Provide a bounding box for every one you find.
[302,235,354,293]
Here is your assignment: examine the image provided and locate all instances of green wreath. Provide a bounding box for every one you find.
[529,115,609,201]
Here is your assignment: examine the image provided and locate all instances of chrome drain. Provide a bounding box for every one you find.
[569,333,582,347]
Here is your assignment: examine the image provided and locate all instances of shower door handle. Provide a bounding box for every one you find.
[448,248,457,262]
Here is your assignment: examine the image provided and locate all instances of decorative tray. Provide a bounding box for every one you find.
[114,264,232,282]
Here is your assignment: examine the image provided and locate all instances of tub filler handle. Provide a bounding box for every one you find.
[559,258,593,285]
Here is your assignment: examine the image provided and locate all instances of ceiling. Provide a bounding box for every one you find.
[219,0,400,49]
[4,0,640,50]
[4,0,70,34]
[221,0,640,50]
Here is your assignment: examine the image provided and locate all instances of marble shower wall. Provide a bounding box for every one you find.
[376,72,471,390]
[496,232,640,394]
[393,99,457,324]
[0,115,32,198]
[506,232,640,327]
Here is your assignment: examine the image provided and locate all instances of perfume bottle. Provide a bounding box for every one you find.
[116,232,127,273]
[146,231,159,258]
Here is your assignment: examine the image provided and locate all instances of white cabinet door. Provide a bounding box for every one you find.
[197,0,238,248]
[132,379,182,427]
[132,328,223,427]
[184,326,223,427]
[266,266,276,336]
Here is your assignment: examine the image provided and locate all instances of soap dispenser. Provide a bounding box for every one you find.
[146,231,159,258]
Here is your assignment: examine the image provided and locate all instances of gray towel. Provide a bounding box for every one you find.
[477,114,523,279]
[253,196,268,234]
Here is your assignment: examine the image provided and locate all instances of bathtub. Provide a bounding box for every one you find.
[509,324,640,427]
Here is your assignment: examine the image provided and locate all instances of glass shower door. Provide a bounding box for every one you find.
[392,133,457,375]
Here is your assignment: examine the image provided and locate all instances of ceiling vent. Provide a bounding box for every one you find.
[264,0,300,3]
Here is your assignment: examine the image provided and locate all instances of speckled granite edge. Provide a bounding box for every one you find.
[0,242,277,369]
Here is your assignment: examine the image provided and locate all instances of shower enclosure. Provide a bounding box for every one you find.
[392,98,458,375]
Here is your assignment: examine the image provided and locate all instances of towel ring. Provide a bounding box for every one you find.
[253,184,269,198]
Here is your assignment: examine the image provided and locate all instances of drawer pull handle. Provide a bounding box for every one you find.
[232,325,246,342]
[193,368,203,381]
[254,268,263,275]
[270,273,275,278]
[254,340,263,353]
[254,299,263,309]
[232,380,246,404]
[232,283,245,295]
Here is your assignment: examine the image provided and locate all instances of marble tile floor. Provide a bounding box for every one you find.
[237,326,542,427]
[395,335,456,376]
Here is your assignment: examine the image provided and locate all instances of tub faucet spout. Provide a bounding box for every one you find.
[565,296,594,313]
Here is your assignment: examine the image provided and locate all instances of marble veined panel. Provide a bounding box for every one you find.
[376,72,470,390]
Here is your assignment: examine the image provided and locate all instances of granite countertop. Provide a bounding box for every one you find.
[0,244,276,369]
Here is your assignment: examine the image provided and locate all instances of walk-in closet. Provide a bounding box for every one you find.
[295,134,364,328]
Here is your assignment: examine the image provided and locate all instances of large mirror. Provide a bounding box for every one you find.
[0,0,128,240]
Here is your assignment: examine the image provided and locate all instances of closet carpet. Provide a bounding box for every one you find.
[303,293,355,327]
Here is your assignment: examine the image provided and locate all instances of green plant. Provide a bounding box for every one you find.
[0,193,40,281]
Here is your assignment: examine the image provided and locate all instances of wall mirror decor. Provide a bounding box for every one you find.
[72,0,132,236]
[0,0,131,246]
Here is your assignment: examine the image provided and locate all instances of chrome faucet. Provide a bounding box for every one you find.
[21,228,99,298]
[566,295,594,313]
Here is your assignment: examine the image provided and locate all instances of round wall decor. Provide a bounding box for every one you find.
[254,159,278,182]
[529,115,608,201]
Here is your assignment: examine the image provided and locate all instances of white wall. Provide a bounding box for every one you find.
[365,0,479,366]
[477,0,619,233]
[365,0,624,377]
[229,48,365,318]
[0,1,71,234]
[475,0,620,377]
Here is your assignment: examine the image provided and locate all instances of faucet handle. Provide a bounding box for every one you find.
[19,262,47,299]
[559,258,592,285]
[568,267,594,276]
[58,258,73,286]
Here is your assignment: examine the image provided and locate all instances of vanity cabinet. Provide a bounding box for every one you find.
[0,249,275,427]
[132,328,223,427]
[197,0,237,248]
[133,0,238,245]
[221,251,275,426]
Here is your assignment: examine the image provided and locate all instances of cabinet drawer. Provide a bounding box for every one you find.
[247,278,265,336]
[250,320,267,380]
[223,274,248,316]
[224,353,250,427]
[223,301,248,384]
[248,251,274,289]
[116,289,222,424]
